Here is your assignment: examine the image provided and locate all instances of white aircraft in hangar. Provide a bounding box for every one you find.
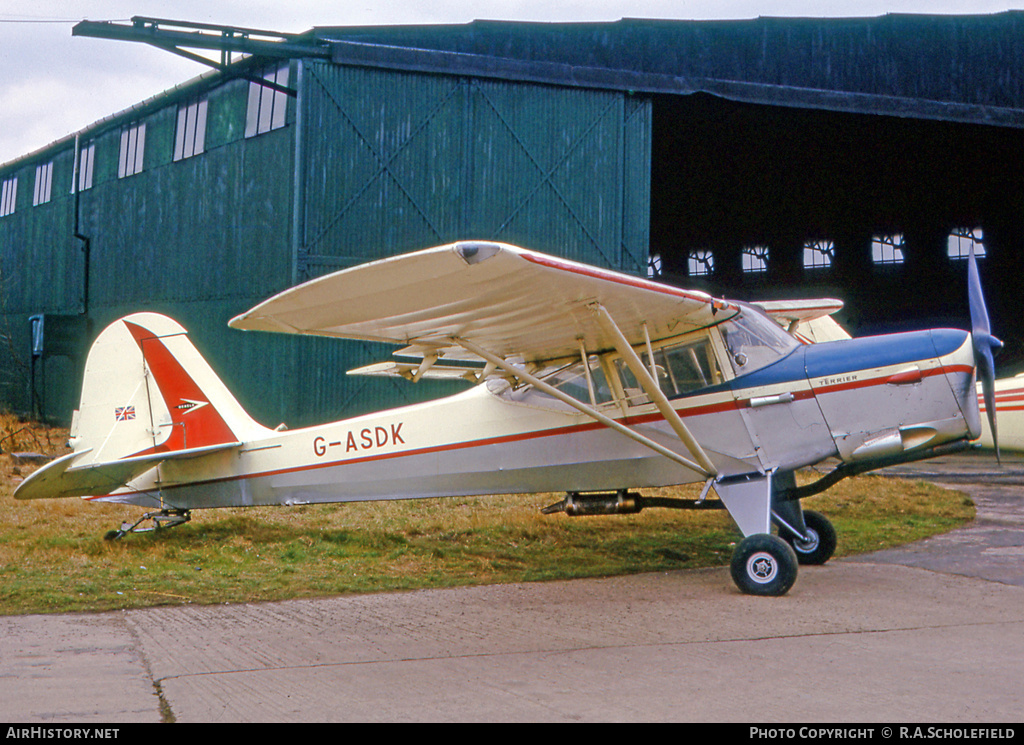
[14,241,1001,595]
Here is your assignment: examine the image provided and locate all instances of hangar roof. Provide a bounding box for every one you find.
[312,14,1024,128]
[9,13,1024,170]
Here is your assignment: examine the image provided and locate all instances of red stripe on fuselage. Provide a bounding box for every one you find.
[811,364,973,397]
[89,361,973,499]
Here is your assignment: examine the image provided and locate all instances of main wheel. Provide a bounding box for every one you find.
[780,510,837,566]
[730,534,799,596]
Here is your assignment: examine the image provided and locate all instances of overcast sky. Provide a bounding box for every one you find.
[1,0,1022,166]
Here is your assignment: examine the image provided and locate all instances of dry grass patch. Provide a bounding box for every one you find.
[0,412,974,615]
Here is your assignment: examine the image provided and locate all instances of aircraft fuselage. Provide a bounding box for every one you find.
[94,326,978,514]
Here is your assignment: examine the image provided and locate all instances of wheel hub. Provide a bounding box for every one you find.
[747,552,778,583]
[793,527,820,554]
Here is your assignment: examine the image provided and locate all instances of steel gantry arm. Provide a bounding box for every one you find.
[72,17,332,95]
[453,336,718,481]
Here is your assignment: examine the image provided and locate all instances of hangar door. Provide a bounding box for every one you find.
[298,61,651,280]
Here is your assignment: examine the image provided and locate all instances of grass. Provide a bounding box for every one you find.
[0,414,975,616]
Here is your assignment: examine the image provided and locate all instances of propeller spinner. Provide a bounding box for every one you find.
[968,244,1003,459]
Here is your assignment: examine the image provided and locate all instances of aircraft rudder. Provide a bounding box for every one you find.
[71,313,265,464]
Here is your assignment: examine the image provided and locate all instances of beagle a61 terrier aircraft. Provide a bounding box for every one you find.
[15,241,1000,595]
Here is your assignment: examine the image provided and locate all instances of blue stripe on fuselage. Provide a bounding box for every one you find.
[724,328,970,392]
[803,328,968,380]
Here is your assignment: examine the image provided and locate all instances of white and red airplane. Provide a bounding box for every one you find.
[14,241,1000,595]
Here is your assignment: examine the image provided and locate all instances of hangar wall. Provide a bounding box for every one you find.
[298,62,650,279]
[291,62,651,421]
[0,58,651,426]
[0,69,298,424]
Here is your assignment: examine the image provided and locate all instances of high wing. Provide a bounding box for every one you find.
[231,241,736,478]
[229,242,739,364]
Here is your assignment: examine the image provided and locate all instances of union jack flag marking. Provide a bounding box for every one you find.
[115,406,136,421]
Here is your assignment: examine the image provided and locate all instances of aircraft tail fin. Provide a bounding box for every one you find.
[17,313,269,500]
[75,312,269,460]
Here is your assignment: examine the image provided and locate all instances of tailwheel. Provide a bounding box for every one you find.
[730,534,799,596]
[779,510,837,566]
[104,509,191,540]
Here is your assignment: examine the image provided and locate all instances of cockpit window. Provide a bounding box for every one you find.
[654,338,722,394]
[719,305,800,376]
[500,307,796,411]
[514,356,614,406]
[616,337,722,406]
[549,357,613,405]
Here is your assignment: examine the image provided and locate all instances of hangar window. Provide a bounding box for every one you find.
[76,143,95,192]
[648,253,663,278]
[0,177,16,217]
[803,240,834,270]
[947,228,986,260]
[871,234,905,265]
[32,162,52,206]
[174,96,208,161]
[742,245,769,273]
[245,64,290,138]
[118,122,146,178]
[688,249,714,277]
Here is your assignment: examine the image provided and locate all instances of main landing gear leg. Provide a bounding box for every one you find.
[104,509,191,541]
[770,471,838,566]
[775,506,837,566]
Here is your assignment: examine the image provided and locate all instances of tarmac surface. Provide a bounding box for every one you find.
[1,452,1022,723]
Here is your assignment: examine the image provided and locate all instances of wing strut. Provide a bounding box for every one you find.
[578,338,597,406]
[453,336,717,480]
[589,303,719,476]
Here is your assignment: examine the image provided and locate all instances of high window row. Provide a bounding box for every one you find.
[0,64,290,217]
[648,228,987,279]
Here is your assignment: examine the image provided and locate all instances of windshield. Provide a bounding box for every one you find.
[719,305,800,376]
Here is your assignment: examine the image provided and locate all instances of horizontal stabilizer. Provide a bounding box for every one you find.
[757,298,850,343]
[14,442,240,501]
[756,298,843,323]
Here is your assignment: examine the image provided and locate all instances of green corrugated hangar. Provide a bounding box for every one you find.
[2,14,1024,427]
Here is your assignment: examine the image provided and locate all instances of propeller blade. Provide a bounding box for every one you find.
[967,244,1003,460]
[968,243,991,340]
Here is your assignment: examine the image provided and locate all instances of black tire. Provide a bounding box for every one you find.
[781,510,837,566]
[730,534,799,596]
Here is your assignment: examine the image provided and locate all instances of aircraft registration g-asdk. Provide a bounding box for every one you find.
[15,240,1002,595]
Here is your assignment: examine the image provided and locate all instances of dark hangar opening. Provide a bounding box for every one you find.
[649,93,1024,366]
